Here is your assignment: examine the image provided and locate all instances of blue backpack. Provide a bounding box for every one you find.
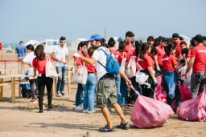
[97,48,120,74]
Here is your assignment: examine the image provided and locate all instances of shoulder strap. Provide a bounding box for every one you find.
[99,48,108,55]
[97,48,107,68]
[97,60,106,68]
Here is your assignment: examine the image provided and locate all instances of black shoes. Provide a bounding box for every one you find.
[47,105,53,111]
[38,110,43,113]
[99,125,114,132]
[116,122,130,130]
[99,122,130,132]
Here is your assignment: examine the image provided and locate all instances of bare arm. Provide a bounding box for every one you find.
[65,55,69,63]
[51,52,58,61]
[148,66,156,81]
[154,55,160,70]
[186,57,195,74]
[79,55,96,65]
[119,69,131,86]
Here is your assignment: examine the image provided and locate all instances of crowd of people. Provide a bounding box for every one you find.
[19,32,206,132]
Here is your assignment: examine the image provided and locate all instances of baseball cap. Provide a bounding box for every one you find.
[89,34,102,41]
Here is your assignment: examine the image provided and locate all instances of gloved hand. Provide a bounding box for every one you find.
[73,53,80,58]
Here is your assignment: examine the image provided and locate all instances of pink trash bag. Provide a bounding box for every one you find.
[177,86,206,121]
[154,76,167,103]
[130,86,174,128]
[178,83,192,102]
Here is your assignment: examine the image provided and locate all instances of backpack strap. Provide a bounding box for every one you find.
[97,48,108,68]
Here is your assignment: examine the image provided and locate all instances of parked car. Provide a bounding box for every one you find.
[3,44,13,53]
[42,39,59,53]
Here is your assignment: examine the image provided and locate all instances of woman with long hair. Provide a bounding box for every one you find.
[137,43,157,98]
[33,44,53,113]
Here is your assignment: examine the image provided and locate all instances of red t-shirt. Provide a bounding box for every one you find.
[74,51,84,66]
[175,40,182,58]
[116,51,128,65]
[138,53,154,70]
[155,45,165,66]
[109,47,117,55]
[124,42,134,60]
[186,49,191,58]
[162,54,177,71]
[190,44,206,72]
[32,57,47,74]
[84,53,96,73]
[74,51,96,73]
[0,42,2,50]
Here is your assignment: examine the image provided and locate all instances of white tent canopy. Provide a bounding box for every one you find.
[25,40,40,47]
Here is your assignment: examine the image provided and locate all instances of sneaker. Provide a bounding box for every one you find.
[48,106,53,111]
[87,109,96,114]
[61,92,65,96]
[74,104,83,111]
[30,99,37,102]
[38,110,43,113]
[99,125,113,132]
[82,109,88,113]
[116,122,129,130]
[57,92,61,97]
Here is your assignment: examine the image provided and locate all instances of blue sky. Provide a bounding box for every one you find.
[0,0,206,43]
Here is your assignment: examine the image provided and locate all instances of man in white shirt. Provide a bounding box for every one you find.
[74,34,131,132]
[52,36,69,96]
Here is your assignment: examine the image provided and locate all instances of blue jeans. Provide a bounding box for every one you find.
[115,74,122,105]
[83,73,96,110]
[162,71,177,99]
[75,83,84,106]
[56,66,66,93]
[120,78,128,105]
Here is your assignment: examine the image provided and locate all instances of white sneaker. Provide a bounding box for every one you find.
[87,109,96,114]
[82,109,88,113]
[57,92,61,97]
[74,104,83,111]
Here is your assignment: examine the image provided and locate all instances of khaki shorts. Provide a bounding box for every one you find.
[96,77,117,107]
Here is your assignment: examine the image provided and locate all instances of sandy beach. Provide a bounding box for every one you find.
[0,51,206,137]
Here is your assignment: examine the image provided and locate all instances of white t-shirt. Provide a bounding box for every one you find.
[23,51,35,66]
[92,46,110,81]
[23,51,38,76]
[53,45,69,66]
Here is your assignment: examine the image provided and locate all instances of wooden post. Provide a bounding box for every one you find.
[0,79,3,99]
[67,69,72,94]
[52,77,56,96]
[18,77,21,97]
[11,77,15,100]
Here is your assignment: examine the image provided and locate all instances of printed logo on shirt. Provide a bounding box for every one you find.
[198,50,206,53]
[137,58,144,61]
[162,57,169,61]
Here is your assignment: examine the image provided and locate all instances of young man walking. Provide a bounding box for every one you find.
[74,34,131,132]
[52,36,69,96]
[185,34,206,98]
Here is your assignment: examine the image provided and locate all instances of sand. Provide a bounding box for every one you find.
[0,51,206,137]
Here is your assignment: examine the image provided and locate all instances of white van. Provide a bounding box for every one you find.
[42,39,59,53]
